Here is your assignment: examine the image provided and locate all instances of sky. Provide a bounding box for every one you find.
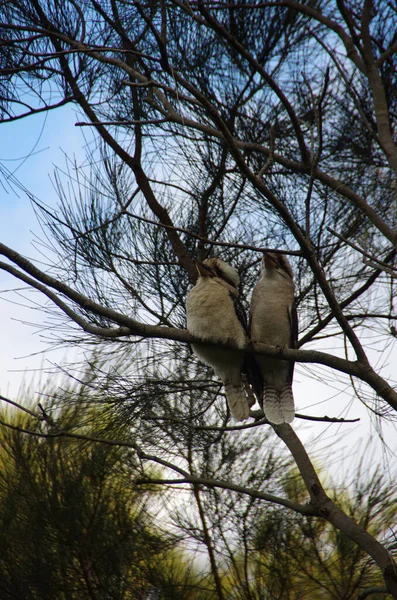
[0,106,85,397]
[0,104,396,485]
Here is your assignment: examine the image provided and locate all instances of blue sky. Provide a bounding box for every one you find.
[0,105,85,397]
[0,105,84,244]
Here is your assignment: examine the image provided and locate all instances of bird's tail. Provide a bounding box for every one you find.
[263,384,295,424]
[224,380,250,421]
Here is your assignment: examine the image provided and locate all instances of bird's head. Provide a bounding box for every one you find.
[195,257,240,288]
[262,252,294,280]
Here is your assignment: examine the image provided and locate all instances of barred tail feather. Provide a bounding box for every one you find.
[263,384,295,424]
[224,381,250,421]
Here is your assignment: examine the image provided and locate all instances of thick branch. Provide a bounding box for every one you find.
[275,424,397,597]
[360,0,397,174]
[1,241,397,411]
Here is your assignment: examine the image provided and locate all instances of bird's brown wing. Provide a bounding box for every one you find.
[229,292,249,335]
[288,299,299,383]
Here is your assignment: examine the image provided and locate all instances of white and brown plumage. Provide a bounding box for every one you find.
[250,252,297,424]
[186,257,251,421]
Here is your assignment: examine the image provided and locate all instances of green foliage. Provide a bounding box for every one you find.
[225,467,397,599]
[0,379,395,599]
[0,402,203,600]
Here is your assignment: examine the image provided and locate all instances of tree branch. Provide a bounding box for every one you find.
[274,423,397,596]
[1,241,397,411]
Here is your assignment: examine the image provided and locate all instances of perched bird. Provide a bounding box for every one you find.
[250,252,297,424]
[186,257,251,421]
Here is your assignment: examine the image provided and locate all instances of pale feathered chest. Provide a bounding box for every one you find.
[186,277,247,348]
[250,273,294,346]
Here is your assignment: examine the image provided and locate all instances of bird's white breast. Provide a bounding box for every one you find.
[186,277,247,348]
[250,273,294,346]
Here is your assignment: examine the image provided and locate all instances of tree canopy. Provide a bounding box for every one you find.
[0,0,397,597]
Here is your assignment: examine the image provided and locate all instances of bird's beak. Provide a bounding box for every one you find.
[264,253,276,269]
[195,262,213,278]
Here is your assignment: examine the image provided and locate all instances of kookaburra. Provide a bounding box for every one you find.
[186,258,251,421]
[250,252,297,424]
